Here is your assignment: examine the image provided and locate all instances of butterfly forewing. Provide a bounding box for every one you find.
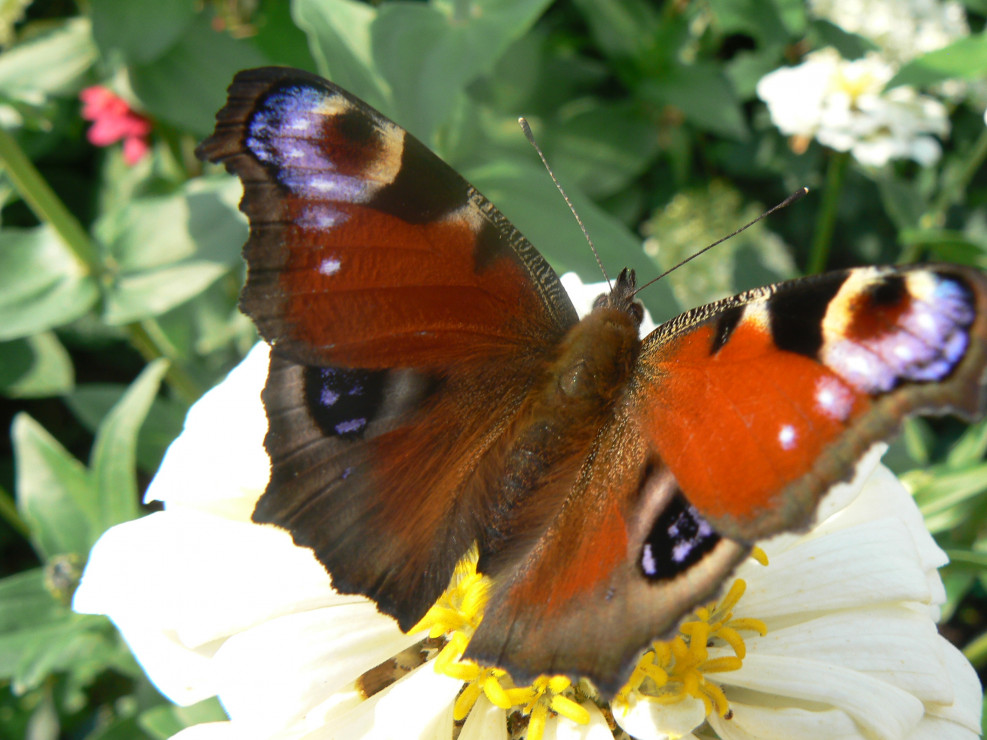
[637,264,987,542]
[197,67,579,628]
[198,67,577,370]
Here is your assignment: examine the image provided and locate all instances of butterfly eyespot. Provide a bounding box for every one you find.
[640,493,721,580]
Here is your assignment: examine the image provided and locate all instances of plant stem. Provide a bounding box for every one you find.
[0,126,101,273]
[128,320,204,405]
[931,126,987,224]
[807,150,849,274]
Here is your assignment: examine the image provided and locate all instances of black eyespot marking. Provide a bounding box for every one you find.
[335,106,378,147]
[866,275,906,307]
[710,306,744,354]
[304,366,386,440]
[768,273,847,359]
[640,492,721,580]
[372,135,470,223]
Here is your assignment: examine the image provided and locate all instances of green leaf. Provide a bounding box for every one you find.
[375,0,553,141]
[912,462,987,533]
[0,17,97,101]
[0,570,66,634]
[99,178,245,324]
[130,13,268,135]
[8,616,115,693]
[64,383,186,474]
[875,175,928,231]
[87,715,145,740]
[12,414,96,560]
[0,332,74,398]
[708,0,793,45]
[105,263,232,325]
[898,228,987,266]
[570,0,662,63]
[0,225,100,341]
[26,686,58,739]
[466,158,679,320]
[888,33,987,90]
[90,360,169,531]
[293,0,385,106]
[139,698,227,739]
[91,0,195,64]
[640,63,748,140]
[807,19,877,60]
[0,577,115,695]
[946,418,987,468]
[549,101,661,198]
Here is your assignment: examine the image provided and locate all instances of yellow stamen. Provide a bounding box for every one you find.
[615,565,769,723]
[413,546,770,735]
[751,546,769,566]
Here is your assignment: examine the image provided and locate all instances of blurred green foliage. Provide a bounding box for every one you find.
[0,0,986,736]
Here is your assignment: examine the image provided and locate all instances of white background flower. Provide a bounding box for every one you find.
[808,0,968,65]
[756,49,949,166]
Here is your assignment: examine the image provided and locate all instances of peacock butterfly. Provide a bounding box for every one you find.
[197,66,987,698]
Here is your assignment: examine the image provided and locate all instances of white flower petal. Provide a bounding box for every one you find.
[738,518,933,619]
[460,696,509,740]
[75,509,349,647]
[212,604,422,733]
[717,605,950,702]
[146,342,271,519]
[613,693,704,740]
[317,663,461,740]
[917,637,983,735]
[710,701,863,740]
[714,653,924,740]
[106,615,219,705]
[757,48,950,166]
[542,702,614,740]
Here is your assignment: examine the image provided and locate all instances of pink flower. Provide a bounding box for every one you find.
[80,86,152,165]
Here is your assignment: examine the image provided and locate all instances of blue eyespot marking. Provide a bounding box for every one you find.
[304,366,385,441]
[247,86,371,205]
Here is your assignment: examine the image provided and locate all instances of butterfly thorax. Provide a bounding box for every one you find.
[475,289,643,564]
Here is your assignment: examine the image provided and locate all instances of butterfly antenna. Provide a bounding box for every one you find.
[519,117,611,288]
[632,187,809,297]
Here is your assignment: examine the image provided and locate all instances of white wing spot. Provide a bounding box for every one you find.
[814,375,854,422]
[778,424,797,450]
[319,258,341,276]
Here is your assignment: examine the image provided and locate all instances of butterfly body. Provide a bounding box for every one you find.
[198,67,987,697]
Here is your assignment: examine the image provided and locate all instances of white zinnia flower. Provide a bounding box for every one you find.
[74,276,981,739]
[757,48,949,166]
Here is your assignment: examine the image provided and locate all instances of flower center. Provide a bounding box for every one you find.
[616,546,769,720]
[411,547,769,739]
